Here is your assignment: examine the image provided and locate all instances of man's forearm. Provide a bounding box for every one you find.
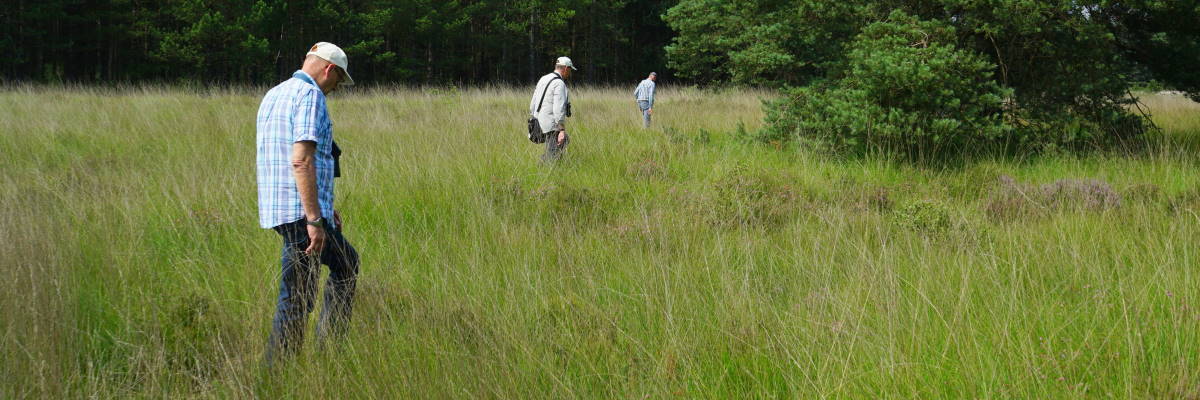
[291,142,321,221]
[294,163,321,221]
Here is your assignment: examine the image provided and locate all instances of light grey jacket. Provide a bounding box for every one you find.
[529,72,569,133]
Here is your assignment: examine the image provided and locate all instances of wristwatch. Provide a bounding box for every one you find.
[306,217,326,228]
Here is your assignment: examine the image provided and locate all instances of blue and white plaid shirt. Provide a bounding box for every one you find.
[256,70,337,229]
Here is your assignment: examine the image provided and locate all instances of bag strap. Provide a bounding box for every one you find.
[536,74,564,113]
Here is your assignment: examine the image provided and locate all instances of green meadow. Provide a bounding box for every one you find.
[1,86,1198,398]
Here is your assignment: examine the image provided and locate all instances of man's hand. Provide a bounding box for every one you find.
[305,223,327,255]
[334,210,343,229]
[647,108,653,115]
[557,130,566,145]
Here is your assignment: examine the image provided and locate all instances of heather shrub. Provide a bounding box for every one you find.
[985,175,1122,221]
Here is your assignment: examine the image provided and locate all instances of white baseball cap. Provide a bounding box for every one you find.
[306,42,355,86]
[556,56,577,70]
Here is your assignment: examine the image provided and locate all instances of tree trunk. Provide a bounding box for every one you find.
[528,9,536,82]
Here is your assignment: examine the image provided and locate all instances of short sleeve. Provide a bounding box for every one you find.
[292,90,320,143]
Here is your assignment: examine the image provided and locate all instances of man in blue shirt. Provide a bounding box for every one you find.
[255,42,357,365]
[633,72,657,128]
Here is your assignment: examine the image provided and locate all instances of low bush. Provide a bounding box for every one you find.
[891,200,952,233]
[985,175,1122,221]
[708,166,807,228]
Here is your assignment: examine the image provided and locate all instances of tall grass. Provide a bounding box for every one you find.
[1,85,1197,398]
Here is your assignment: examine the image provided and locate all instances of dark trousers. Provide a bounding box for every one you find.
[543,130,569,162]
[265,219,359,365]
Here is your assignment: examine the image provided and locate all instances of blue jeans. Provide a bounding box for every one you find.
[265,219,359,365]
[638,100,651,128]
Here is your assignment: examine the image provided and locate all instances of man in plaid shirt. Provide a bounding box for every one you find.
[256,42,357,364]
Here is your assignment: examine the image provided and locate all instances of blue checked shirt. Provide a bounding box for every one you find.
[256,70,337,229]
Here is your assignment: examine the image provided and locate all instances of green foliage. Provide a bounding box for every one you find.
[890,199,953,234]
[663,0,868,86]
[666,0,1199,157]
[155,1,274,82]
[1101,0,1200,102]
[760,12,1011,156]
[0,0,679,84]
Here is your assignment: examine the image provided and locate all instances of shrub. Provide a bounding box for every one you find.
[667,1,1193,158]
[708,166,806,227]
[891,200,952,233]
[985,175,1122,221]
[760,12,1011,158]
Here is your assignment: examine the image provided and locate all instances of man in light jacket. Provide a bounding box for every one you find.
[529,56,575,162]
[633,72,656,128]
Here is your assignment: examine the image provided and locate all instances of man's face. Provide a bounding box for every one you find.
[560,67,572,79]
[316,64,344,94]
[650,74,657,82]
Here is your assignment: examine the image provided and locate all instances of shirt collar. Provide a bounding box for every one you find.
[292,70,319,89]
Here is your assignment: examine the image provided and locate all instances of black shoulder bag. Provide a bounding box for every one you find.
[528,75,563,144]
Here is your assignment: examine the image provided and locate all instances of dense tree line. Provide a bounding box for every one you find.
[0,0,677,85]
[664,0,1199,97]
[663,0,1200,156]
